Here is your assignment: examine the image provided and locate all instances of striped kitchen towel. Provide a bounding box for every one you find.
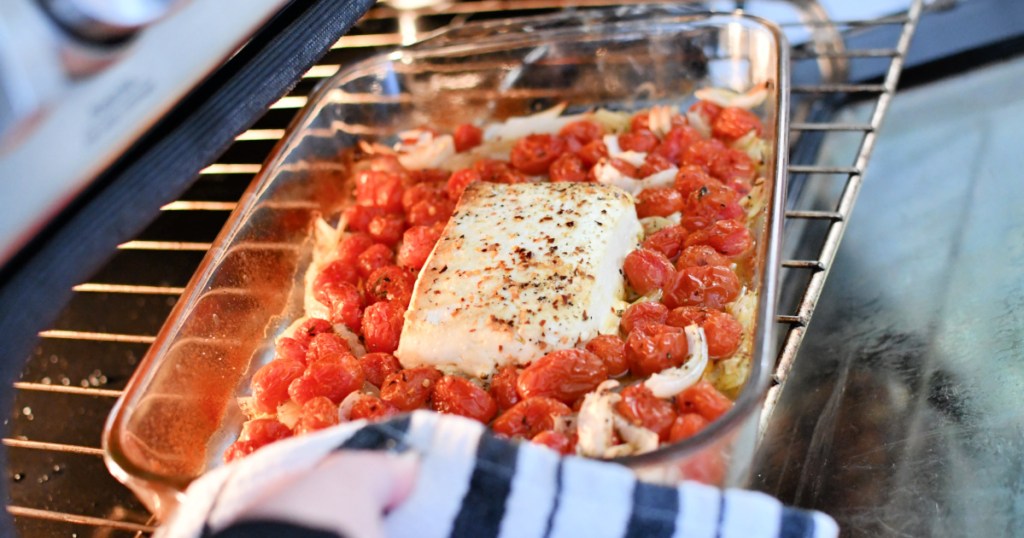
[159,411,837,538]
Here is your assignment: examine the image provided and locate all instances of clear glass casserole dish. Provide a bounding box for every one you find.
[103,5,789,519]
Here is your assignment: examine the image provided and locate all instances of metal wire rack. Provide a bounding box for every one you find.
[4,0,924,535]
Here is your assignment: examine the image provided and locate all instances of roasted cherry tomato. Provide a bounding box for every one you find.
[625,323,689,377]
[489,365,521,412]
[402,182,446,212]
[510,134,567,175]
[616,384,677,440]
[359,352,402,388]
[675,245,730,270]
[636,187,684,218]
[652,125,702,165]
[668,413,709,443]
[559,120,605,148]
[681,138,727,171]
[642,225,688,262]
[491,397,572,439]
[584,334,629,377]
[618,129,659,153]
[322,282,363,332]
[356,243,394,279]
[306,333,350,363]
[673,165,717,196]
[516,349,608,404]
[335,233,375,266]
[663,265,741,310]
[288,352,364,405]
[576,140,608,167]
[531,430,574,455]
[623,248,675,296]
[367,213,406,246]
[380,366,443,411]
[447,168,481,201]
[432,375,498,423]
[453,123,484,152]
[666,306,743,359]
[292,318,333,346]
[407,197,455,227]
[349,393,401,421]
[675,380,733,421]
[365,265,416,307]
[226,418,292,461]
[684,219,752,257]
[361,300,405,353]
[251,359,305,414]
[397,225,442,270]
[620,301,669,334]
[275,337,307,364]
[709,148,757,194]
[474,158,526,184]
[549,152,588,182]
[342,205,386,233]
[410,168,450,184]
[355,170,405,214]
[680,183,744,232]
[711,106,763,142]
[689,100,723,123]
[636,153,674,178]
[295,396,340,434]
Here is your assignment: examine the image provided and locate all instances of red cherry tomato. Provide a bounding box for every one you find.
[453,123,484,152]
[616,384,677,440]
[675,381,733,421]
[491,397,572,439]
[251,359,305,414]
[549,152,588,182]
[228,418,292,461]
[663,265,741,309]
[410,168,450,184]
[359,352,402,388]
[510,134,567,175]
[361,300,405,353]
[709,148,756,195]
[636,153,674,178]
[489,365,521,412]
[559,120,605,147]
[668,413,709,443]
[314,259,360,291]
[402,182,446,212]
[407,197,455,227]
[516,349,608,404]
[625,323,689,377]
[349,393,401,421]
[584,334,629,377]
[689,100,723,123]
[618,130,659,153]
[666,306,743,359]
[380,366,443,411]
[306,333,350,363]
[447,168,481,201]
[343,205,386,233]
[576,140,608,167]
[636,187,684,218]
[620,301,669,334]
[652,125,702,165]
[642,225,687,262]
[292,318,333,346]
[623,248,675,296]
[531,430,574,455]
[397,225,442,270]
[676,245,730,270]
[367,213,406,246]
[680,183,744,232]
[288,352,364,405]
[630,112,651,132]
[295,396,340,434]
[474,158,526,184]
[356,243,394,279]
[711,107,763,142]
[681,138,727,171]
[275,337,307,364]
[432,375,498,423]
[673,165,717,196]
[322,282,363,332]
[355,170,405,214]
[684,219,752,257]
[336,233,375,266]
[365,265,416,307]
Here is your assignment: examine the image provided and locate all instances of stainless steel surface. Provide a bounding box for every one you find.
[5,0,924,535]
[754,54,1024,536]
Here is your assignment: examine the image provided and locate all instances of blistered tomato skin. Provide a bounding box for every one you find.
[239,417,293,445]
[709,148,756,194]
[637,153,674,178]
[361,300,405,353]
[407,197,455,227]
[616,384,677,440]
[712,107,763,142]
[663,265,741,310]
[288,353,364,405]
[559,120,605,147]
[343,205,386,233]
[676,245,730,270]
[397,225,442,271]
[356,243,395,279]
[275,337,307,364]
[251,359,305,414]
[317,281,363,331]
[618,130,659,153]
[625,323,689,377]
[668,413,709,443]
[666,307,743,359]
[549,152,588,182]
[623,248,676,296]
[510,134,567,175]
[584,334,629,378]
[293,319,333,346]
[315,259,360,289]
[531,430,574,455]
[349,394,401,421]
[576,140,608,167]
[673,165,717,196]
[368,214,406,246]
[359,352,402,388]
[336,233,375,266]
[432,376,498,423]
[684,219,752,258]
[642,226,688,262]
[380,366,443,411]
[516,349,608,404]
[447,168,481,201]
[454,123,483,152]
[306,333,350,363]
[491,397,573,439]
[365,265,416,307]
[636,187,684,218]
[295,396,340,434]
[682,138,727,171]
[620,301,669,334]
[489,365,521,412]
[355,170,405,214]
[653,126,702,165]
[681,184,744,233]
[676,381,733,422]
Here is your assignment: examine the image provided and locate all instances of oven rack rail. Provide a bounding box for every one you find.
[5,0,924,535]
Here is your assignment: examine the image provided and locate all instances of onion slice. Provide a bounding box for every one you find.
[645,325,709,398]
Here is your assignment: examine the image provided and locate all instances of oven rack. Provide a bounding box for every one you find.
[4,1,924,535]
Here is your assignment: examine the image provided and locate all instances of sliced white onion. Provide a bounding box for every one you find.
[612,414,659,455]
[695,84,768,110]
[332,323,367,358]
[647,105,676,138]
[592,108,632,133]
[396,134,455,170]
[686,109,712,138]
[276,401,302,429]
[645,325,709,398]
[592,162,677,195]
[337,391,366,421]
[482,103,572,141]
[575,380,621,458]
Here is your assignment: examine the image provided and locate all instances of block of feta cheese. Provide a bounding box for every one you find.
[394,181,642,378]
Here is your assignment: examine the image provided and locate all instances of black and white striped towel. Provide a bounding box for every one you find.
[159,411,837,538]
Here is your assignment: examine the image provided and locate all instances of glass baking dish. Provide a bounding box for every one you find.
[103,5,788,519]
